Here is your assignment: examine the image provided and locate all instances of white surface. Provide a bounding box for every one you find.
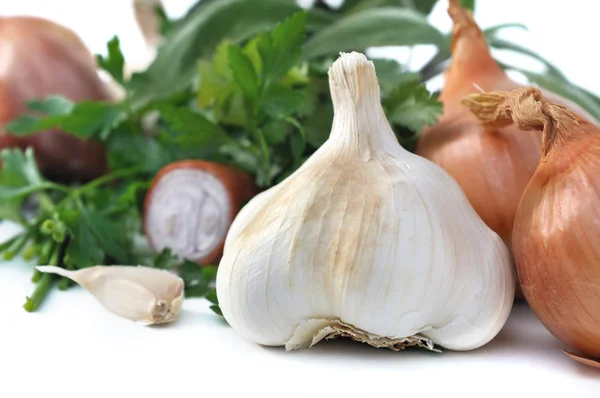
[1,228,600,398]
[1,1,600,396]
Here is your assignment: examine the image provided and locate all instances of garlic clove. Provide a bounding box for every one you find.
[36,265,184,325]
[563,350,600,369]
[216,51,514,352]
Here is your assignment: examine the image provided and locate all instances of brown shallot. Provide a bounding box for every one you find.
[415,0,596,298]
[143,160,258,266]
[462,86,600,367]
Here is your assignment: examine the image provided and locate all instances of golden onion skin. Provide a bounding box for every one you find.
[514,137,600,358]
[416,1,596,299]
[461,86,600,360]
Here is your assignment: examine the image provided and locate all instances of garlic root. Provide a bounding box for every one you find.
[36,265,184,325]
[286,319,439,352]
[216,52,515,352]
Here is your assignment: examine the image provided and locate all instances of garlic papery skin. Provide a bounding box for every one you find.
[36,265,184,325]
[216,52,515,352]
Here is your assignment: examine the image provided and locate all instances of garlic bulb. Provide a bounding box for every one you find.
[216,52,515,352]
[36,265,184,325]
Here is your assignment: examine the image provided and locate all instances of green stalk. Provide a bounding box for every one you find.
[2,233,30,261]
[32,241,56,282]
[58,261,75,291]
[0,235,20,255]
[77,166,141,194]
[23,273,55,312]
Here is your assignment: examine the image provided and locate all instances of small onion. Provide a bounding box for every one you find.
[143,160,259,266]
[0,16,115,182]
[462,86,600,367]
[415,0,596,299]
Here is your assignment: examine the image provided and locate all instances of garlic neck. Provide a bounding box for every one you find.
[328,52,403,158]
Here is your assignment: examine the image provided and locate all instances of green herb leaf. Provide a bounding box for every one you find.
[460,0,475,11]
[414,0,439,15]
[209,304,223,316]
[303,100,333,148]
[262,119,291,145]
[28,96,74,115]
[5,97,125,141]
[179,261,218,297]
[64,214,104,269]
[482,23,528,38]
[372,59,419,94]
[79,206,129,263]
[227,45,260,101]
[384,81,443,133]
[303,8,444,60]
[128,0,333,110]
[149,248,181,270]
[257,12,307,91]
[96,36,126,86]
[0,148,52,201]
[205,289,219,304]
[158,104,232,147]
[488,37,566,80]
[261,85,307,119]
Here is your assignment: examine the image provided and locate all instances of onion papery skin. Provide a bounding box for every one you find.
[415,1,597,299]
[513,138,600,358]
[0,16,114,182]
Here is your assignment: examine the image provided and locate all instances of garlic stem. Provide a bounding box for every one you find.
[328,53,402,157]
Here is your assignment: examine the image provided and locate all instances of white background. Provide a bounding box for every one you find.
[1,1,599,397]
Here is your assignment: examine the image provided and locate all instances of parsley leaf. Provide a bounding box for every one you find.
[261,85,307,120]
[228,45,259,102]
[384,81,443,133]
[257,11,307,93]
[179,261,218,297]
[64,213,104,269]
[96,36,126,86]
[5,97,125,141]
[158,104,232,147]
[0,148,52,201]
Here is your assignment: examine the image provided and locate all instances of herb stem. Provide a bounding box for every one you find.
[2,233,30,260]
[77,166,141,194]
[23,273,55,312]
[0,234,20,254]
[38,241,56,265]
[31,268,42,283]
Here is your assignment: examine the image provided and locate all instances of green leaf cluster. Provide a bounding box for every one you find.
[3,0,600,315]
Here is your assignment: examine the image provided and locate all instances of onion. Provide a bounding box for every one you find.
[462,86,600,367]
[415,0,596,299]
[0,16,115,182]
[143,160,259,266]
